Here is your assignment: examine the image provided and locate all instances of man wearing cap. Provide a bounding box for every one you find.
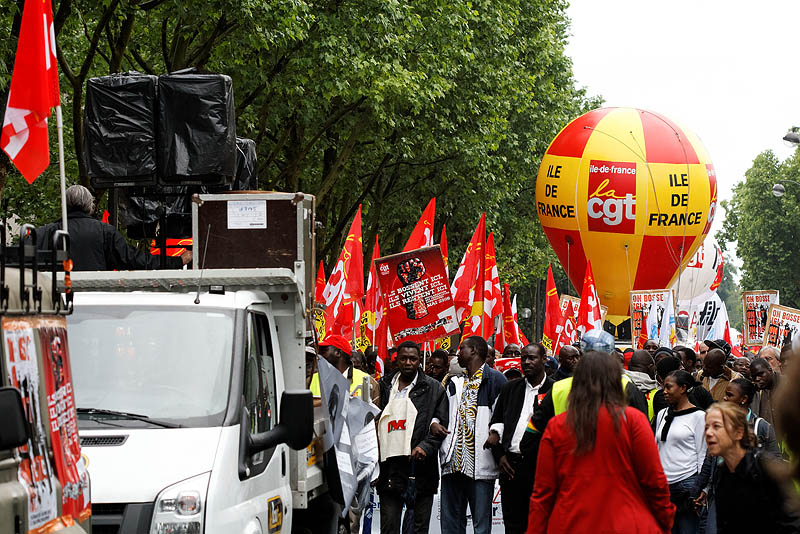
[310,334,381,406]
[696,345,741,403]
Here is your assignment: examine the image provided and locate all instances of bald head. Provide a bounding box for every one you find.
[558,345,580,373]
[629,350,655,378]
[703,348,726,378]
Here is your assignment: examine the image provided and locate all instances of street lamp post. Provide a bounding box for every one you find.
[772,179,800,198]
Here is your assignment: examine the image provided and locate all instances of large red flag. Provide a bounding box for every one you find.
[576,261,603,335]
[314,260,326,303]
[403,197,436,252]
[541,264,563,354]
[451,214,486,323]
[321,207,364,339]
[1,0,60,182]
[554,300,578,355]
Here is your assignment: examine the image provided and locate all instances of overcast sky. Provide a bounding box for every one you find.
[565,0,800,250]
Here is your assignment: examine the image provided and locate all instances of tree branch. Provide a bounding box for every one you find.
[316,116,366,205]
[78,0,121,81]
[129,45,156,75]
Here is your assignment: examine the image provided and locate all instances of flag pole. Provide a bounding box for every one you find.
[55,105,68,232]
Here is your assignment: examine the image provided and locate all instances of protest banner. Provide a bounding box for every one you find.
[38,317,91,523]
[375,246,459,345]
[763,303,800,351]
[742,290,779,347]
[629,290,674,349]
[559,295,607,323]
[677,290,730,348]
[2,318,60,533]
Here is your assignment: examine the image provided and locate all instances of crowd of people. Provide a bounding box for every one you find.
[306,332,800,534]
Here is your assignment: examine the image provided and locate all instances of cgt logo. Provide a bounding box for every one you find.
[587,160,636,233]
[387,419,407,432]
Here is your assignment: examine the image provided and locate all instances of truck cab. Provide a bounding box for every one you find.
[66,192,328,534]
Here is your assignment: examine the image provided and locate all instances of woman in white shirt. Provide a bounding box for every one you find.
[655,369,707,534]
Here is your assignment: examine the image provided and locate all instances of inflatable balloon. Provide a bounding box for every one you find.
[671,238,725,302]
[536,107,717,315]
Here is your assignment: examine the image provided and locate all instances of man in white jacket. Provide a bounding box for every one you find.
[438,336,506,534]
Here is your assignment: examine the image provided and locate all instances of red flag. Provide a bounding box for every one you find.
[403,198,436,252]
[451,214,486,323]
[1,0,60,182]
[554,300,578,355]
[576,261,603,335]
[363,235,382,344]
[321,207,364,339]
[482,232,501,338]
[314,260,326,304]
[541,265,563,354]
[440,224,449,277]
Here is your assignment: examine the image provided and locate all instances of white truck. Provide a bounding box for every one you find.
[65,193,336,534]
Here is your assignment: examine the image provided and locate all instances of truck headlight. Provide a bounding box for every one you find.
[150,472,209,534]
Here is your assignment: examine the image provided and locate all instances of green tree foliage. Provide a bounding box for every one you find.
[718,150,800,309]
[0,0,597,298]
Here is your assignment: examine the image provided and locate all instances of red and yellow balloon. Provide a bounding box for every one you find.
[536,107,717,315]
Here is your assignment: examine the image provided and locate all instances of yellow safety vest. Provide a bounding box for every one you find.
[309,367,372,399]
[552,375,632,415]
[645,388,658,423]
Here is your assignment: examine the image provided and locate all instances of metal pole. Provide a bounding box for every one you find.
[55,106,68,232]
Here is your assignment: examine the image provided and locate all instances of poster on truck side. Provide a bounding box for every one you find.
[629,290,675,349]
[559,295,608,324]
[2,318,60,534]
[375,246,459,345]
[38,317,91,524]
[742,290,779,347]
[762,303,800,351]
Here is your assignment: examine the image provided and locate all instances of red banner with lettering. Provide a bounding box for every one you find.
[38,318,91,524]
[375,246,459,345]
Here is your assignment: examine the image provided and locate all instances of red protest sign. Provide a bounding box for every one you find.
[38,317,91,524]
[375,246,459,345]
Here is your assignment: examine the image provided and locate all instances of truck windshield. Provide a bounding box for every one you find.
[67,306,234,428]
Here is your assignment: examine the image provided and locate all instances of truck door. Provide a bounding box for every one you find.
[205,310,291,534]
[243,311,290,534]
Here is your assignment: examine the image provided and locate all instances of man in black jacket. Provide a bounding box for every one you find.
[485,342,553,534]
[377,341,448,534]
[36,185,191,270]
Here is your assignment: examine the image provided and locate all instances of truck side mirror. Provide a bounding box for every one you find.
[248,390,313,454]
[0,387,29,450]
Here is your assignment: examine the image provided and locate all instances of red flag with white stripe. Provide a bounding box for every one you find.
[321,207,364,339]
[1,0,60,182]
[403,198,436,252]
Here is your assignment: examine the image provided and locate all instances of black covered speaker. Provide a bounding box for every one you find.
[85,72,158,187]
[157,73,236,186]
[233,137,257,191]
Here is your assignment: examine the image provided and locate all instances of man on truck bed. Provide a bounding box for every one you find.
[36,185,192,270]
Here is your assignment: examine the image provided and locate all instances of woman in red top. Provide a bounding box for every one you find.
[527,351,675,534]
